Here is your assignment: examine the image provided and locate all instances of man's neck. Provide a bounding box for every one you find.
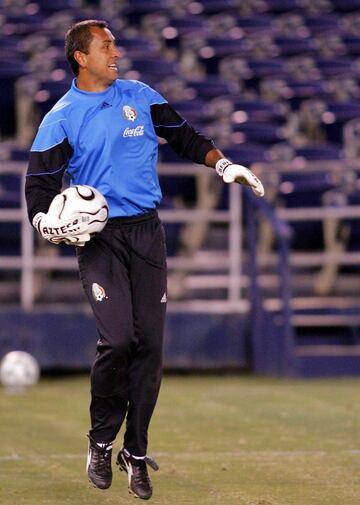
[76,75,113,92]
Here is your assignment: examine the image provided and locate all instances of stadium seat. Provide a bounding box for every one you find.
[170,99,212,123]
[232,121,287,144]
[332,0,360,12]
[247,59,288,78]
[262,0,304,13]
[278,172,338,251]
[0,59,27,136]
[198,0,238,14]
[168,16,207,34]
[130,57,179,80]
[232,98,287,123]
[116,37,160,57]
[342,35,360,55]
[4,14,46,35]
[236,15,274,33]
[274,36,316,56]
[280,80,330,109]
[222,143,269,166]
[315,58,356,77]
[321,101,360,143]
[304,15,341,33]
[295,143,344,160]
[186,77,238,98]
[0,174,22,209]
[205,36,247,57]
[34,78,72,116]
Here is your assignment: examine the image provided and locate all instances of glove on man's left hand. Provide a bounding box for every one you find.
[216,158,265,197]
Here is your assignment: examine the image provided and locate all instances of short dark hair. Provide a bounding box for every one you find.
[65,19,109,76]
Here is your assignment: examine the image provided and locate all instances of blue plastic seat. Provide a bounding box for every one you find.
[281,80,330,109]
[223,143,269,166]
[131,57,178,79]
[316,58,356,77]
[117,37,159,57]
[331,0,360,12]
[321,101,360,143]
[0,174,22,209]
[4,14,46,34]
[304,16,340,33]
[232,122,286,144]
[35,79,72,116]
[0,59,27,136]
[247,59,288,78]
[295,143,344,160]
[325,101,360,122]
[274,36,316,56]
[205,37,247,57]
[0,223,21,256]
[232,99,286,123]
[36,0,79,11]
[262,0,303,12]
[171,99,211,123]
[280,172,335,194]
[168,16,207,34]
[198,0,238,13]
[278,171,337,251]
[187,77,237,98]
[342,36,360,55]
[236,15,273,33]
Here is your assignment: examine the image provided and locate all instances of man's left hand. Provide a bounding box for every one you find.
[215,158,265,197]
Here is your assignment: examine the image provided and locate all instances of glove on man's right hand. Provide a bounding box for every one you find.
[32,194,91,246]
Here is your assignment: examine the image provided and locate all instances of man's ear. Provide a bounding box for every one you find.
[74,50,87,71]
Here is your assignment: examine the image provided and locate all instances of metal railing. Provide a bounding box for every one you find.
[3,158,360,314]
[0,162,244,312]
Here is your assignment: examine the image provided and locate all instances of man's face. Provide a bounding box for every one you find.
[77,27,121,87]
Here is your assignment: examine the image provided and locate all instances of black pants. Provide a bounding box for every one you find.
[77,210,167,456]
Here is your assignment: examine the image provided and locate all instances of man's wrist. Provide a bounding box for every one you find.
[32,212,45,232]
[215,158,232,177]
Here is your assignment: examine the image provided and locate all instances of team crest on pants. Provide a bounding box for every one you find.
[92,283,107,302]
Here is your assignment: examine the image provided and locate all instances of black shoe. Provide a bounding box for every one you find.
[86,435,113,489]
[116,448,159,500]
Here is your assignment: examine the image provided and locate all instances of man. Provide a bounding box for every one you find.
[25,20,264,500]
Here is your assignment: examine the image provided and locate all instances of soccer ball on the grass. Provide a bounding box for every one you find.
[0,351,40,393]
[50,185,109,235]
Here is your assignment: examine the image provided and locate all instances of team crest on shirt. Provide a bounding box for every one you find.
[123,105,137,122]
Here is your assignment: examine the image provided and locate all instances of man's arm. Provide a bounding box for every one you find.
[25,137,73,223]
[150,103,215,165]
[150,103,264,196]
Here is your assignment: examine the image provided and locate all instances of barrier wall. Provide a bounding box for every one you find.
[0,310,249,370]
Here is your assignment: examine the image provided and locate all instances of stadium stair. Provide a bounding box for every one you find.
[245,189,360,377]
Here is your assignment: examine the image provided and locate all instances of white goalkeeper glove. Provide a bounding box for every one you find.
[215,158,264,197]
[33,211,91,246]
[32,194,91,247]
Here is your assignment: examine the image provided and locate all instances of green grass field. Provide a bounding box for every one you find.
[0,375,359,505]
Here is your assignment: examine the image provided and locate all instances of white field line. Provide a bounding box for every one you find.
[0,450,359,462]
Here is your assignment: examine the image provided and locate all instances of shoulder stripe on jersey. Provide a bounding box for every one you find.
[31,136,68,153]
[149,101,168,106]
[26,164,67,177]
[153,119,187,128]
[39,118,67,129]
